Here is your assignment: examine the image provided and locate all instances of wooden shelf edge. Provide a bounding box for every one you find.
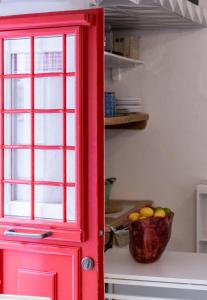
[105,113,149,130]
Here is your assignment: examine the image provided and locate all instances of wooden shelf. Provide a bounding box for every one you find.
[105,51,144,69]
[105,113,149,129]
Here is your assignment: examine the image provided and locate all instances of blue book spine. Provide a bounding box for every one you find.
[105,92,116,117]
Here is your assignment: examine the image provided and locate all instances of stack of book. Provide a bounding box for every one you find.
[116,98,144,115]
[104,92,116,117]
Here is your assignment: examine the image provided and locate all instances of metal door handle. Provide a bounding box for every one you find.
[4,229,52,239]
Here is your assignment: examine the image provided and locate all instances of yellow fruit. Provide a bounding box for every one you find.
[139,216,147,220]
[140,207,154,218]
[154,207,162,211]
[128,212,140,222]
[154,208,166,218]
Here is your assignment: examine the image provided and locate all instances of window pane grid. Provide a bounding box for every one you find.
[3,180,75,187]
[1,33,77,222]
[2,72,75,79]
[2,109,75,113]
[2,145,76,150]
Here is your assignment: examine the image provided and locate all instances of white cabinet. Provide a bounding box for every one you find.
[105,247,207,300]
[196,183,207,253]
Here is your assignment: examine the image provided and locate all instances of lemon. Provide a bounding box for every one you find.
[154,208,166,217]
[128,212,140,222]
[140,207,154,218]
[139,216,147,220]
[163,207,171,215]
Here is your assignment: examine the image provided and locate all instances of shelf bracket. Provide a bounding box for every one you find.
[111,68,122,81]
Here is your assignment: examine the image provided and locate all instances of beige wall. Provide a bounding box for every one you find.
[105,1,207,252]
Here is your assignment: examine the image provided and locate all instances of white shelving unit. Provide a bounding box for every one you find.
[105,51,144,80]
[94,0,207,30]
[196,183,207,253]
[105,51,144,69]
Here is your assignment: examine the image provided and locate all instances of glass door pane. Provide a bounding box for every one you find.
[35,185,62,220]
[4,78,31,109]
[4,38,30,74]
[67,76,76,109]
[35,113,63,146]
[67,151,76,183]
[67,35,76,73]
[35,77,63,109]
[67,113,76,146]
[4,149,31,180]
[5,113,31,145]
[35,150,63,182]
[67,187,76,221]
[4,183,31,217]
[34,36,63,73]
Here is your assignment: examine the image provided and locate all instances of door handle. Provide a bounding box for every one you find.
[4,229,52,239]
[81,257,94,271]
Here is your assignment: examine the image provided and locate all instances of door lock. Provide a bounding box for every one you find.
[81,257,94,271]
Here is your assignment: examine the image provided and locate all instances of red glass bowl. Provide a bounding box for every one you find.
[129,213,174,263]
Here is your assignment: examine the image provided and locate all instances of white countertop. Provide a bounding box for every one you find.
[104,247,207,286]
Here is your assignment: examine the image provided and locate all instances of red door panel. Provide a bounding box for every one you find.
[0,8,104,300]
[18,270,57,299]
[1,242,79,300]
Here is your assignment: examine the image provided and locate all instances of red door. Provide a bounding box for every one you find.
[0,9,104,300]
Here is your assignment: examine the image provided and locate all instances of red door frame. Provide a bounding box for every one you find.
[0,9,104,300]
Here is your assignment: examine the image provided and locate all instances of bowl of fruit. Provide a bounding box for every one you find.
[128,206,174,264]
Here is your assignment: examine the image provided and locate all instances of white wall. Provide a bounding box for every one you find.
[105,2,207,252]
[0,0,91,15]
[199,0,207,8]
